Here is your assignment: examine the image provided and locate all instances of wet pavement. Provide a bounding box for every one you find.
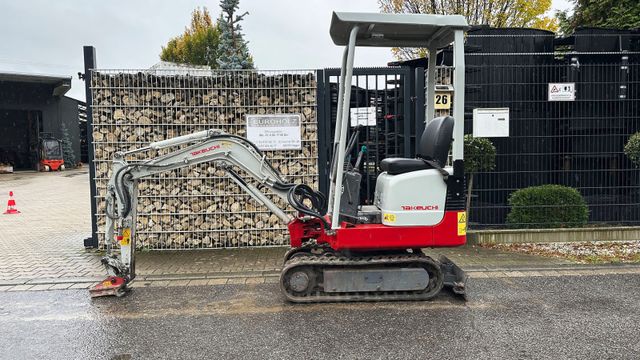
[1,273,639,359]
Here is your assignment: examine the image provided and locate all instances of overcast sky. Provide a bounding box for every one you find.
[0,0,572,101]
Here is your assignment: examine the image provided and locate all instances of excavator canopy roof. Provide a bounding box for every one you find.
[330,12,469,49]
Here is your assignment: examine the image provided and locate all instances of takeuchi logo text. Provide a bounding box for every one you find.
[191,144,221,156]
[401,205,439,211]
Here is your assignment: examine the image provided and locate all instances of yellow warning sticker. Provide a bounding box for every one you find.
[457,212,467,236]
[121,228,131,246]
[383,213,396,223]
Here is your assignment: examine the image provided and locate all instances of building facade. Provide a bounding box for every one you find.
[0,72,81,170]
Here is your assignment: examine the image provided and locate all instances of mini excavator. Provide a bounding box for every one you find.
[90,12,470,302]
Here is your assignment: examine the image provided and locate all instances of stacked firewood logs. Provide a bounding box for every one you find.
[91,71,318,249]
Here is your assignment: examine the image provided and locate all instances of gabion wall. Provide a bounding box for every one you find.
[90,70,318,249]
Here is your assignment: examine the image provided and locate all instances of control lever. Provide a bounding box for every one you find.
[354,145,366,171]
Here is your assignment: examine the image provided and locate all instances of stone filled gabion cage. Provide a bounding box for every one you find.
[90,69,319,249]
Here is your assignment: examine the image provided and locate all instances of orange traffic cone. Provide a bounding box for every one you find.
[3,191,20,214]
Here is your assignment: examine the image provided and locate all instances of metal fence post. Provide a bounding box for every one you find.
[414,66,425,154]
[316,69,329,195]
[83,46,98,248]
[402,66,412,157]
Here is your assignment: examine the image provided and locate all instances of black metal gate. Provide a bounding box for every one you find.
[316,67,422,204]
[317,30,640,228]
[461,30,640,227]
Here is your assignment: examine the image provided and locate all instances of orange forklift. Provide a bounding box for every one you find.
[38,134,65,171]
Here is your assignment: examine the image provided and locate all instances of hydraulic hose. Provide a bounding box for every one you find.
[286,184,329,229]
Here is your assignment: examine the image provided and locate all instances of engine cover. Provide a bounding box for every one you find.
[374,167,449,226]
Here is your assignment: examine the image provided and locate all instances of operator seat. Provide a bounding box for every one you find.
[380,116,454,175]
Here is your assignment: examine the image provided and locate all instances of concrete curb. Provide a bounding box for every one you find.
[468,226,640,244]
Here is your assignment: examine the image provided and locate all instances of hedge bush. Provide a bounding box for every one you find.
[506,184,589,229]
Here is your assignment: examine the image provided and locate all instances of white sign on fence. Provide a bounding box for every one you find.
[246,114,302,150]
[548,83,576,101]
[350,107,377,127]
[473,108,510,138]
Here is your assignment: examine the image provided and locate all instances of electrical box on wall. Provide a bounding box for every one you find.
[472,108,509,137]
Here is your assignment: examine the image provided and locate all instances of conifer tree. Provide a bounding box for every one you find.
[61,123,76,168]
[217,0,254,69]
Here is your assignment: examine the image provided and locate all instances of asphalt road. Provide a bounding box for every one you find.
[1,274,639,360]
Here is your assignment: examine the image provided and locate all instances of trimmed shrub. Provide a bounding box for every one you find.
[624,132,640,167]
[506,185,589,229]
[464,135,496,174]
[464,135,496,216]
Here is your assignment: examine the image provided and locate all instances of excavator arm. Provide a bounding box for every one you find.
[90,129,326,297]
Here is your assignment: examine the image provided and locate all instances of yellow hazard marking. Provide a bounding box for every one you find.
[383,213,396,223]
[121,228,131,246]
[457,212,467,236]
[458,212,466,223]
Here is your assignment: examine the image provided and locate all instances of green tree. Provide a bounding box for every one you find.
[217,0,255,69]
[558,0,640,34]
[464,135,496,216]
[60,123,76,168]
[379,0,559,59]
[160,7,221,68]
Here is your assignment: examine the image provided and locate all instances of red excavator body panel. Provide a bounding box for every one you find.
[288,210,466,251]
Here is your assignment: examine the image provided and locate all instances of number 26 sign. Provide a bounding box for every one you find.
[434,92,452,110]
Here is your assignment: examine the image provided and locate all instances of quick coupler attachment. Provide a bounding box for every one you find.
[89,276,129,298]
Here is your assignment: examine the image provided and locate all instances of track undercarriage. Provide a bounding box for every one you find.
[280,244,467,303]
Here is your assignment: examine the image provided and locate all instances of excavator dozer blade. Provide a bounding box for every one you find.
[89,276,129,298]
[439,255,467,300]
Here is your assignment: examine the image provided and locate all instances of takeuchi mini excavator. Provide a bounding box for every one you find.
[90,12,470,302]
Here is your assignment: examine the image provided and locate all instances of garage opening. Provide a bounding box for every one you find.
[0,109,43,170]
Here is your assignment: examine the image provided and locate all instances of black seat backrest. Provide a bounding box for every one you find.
[416,116,454,166]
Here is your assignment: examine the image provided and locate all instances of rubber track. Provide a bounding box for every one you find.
[280,253,444,303]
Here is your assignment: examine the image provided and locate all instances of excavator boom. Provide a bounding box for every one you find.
[90,129,326,297]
